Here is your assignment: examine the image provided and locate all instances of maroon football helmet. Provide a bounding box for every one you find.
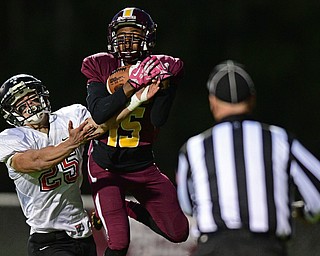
[107,7,157,63]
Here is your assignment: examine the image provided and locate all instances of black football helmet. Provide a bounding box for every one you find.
[107,7,157,63]
[0,74,51,127]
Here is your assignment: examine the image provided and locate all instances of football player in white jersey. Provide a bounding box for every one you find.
[0,74,99,256]
[0,73,161,256]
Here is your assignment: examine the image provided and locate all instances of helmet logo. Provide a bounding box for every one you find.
[117,15,137,22]
[117,8,136,21]
[123,8,135,18]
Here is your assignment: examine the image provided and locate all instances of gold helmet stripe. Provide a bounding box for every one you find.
[123,8,134,17]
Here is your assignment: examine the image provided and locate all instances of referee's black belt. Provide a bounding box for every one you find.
[200,229,280,240]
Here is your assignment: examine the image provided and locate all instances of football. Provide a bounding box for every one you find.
[106,65,131,94]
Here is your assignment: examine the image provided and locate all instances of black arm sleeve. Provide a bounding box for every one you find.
[150,84,177,128]
[86,82,128,124]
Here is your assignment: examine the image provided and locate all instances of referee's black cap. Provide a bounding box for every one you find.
[207,60,255,103]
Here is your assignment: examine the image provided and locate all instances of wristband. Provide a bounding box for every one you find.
[126,86,150,111]
[127,94,142,111]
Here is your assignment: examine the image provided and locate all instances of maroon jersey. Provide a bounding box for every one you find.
[82,52,184,172]
[82,53,184,87]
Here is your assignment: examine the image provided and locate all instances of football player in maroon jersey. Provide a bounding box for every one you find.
[81,7,189,256]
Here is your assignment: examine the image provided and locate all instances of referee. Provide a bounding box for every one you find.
[176,60,320,256]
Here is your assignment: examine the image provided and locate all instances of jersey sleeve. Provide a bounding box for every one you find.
[290,139,320,219]
[176,143,193,216]
[81,52,118,84]
[0,129,32,164]
[54,104,92,127]
[157,55,184,85]
[74,104,92,123]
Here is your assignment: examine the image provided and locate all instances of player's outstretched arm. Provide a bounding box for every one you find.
[84,79,161,140]
[117,79,160,121]
[10,120,96,173]
[102,78,161,130]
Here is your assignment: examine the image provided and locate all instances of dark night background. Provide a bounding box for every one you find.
[1,0,320,194]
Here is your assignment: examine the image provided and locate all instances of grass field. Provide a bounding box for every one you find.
[1,193,320,256]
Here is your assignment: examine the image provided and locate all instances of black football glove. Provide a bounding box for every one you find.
[91,211,103,230]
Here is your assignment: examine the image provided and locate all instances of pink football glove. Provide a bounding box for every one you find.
[128,56,171,89]
[128,56,159,88]
[151,61,173,81]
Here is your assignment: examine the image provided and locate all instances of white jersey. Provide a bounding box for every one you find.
[0,104,92,238]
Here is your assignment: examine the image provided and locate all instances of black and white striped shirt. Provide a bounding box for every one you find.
[177,115,320,238]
